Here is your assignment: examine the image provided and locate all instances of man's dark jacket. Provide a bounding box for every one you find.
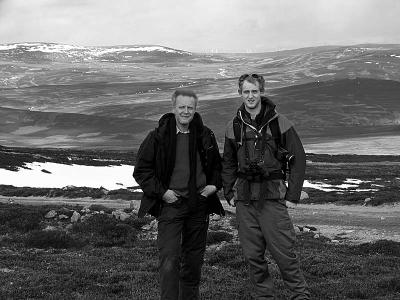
[133,112,225,218]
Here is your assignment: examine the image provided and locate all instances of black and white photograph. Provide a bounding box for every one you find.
[0,0,399,299]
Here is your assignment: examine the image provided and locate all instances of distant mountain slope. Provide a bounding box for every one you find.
[271,78,400,138]
[0,43,192,63]
[0,42,400,150]
[0,106,156,149]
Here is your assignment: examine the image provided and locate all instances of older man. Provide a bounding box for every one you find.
[133,89,224,300]
[222,74,310,299]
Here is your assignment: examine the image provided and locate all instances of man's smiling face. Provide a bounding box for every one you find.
[240,80,262,111]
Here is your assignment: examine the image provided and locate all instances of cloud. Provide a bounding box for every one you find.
[0,0,399,52]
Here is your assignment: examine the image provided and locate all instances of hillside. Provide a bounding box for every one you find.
[1,43,400,150]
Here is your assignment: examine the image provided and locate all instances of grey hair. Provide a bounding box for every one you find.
[171,89,199,107]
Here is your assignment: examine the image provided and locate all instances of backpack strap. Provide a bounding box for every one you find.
[232,117,242,146]
[268,117,281,148]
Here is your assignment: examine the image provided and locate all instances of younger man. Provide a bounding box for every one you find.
[222,74,310,299]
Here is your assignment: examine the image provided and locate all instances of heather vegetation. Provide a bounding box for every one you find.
[0,202,399,299]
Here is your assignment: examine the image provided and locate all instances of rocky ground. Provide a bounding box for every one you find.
[2,196,398,245]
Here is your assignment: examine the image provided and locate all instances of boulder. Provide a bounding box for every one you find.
[211,214,221,221]
[294,226,302,234]
[300,191,309,200]
[304,225,317,231]
[70,211,81,223]
[363,197,372,206]
[45,210,57,219]
[112,210,131,221]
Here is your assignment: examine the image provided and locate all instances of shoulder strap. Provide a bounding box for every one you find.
[269,117,281,147]
[233,117,242,144]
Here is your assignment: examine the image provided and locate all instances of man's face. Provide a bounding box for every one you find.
[240,80,262,111]
[173,95,196,127]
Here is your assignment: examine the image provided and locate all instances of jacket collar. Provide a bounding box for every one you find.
[237,96,278,131]
[156,112,204,139]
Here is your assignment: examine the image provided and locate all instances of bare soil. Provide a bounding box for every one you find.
[289,203,400,244]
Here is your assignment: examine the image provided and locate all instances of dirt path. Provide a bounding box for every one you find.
[288,203,400,244]
[0,196,134,210]
[1,196,399,244]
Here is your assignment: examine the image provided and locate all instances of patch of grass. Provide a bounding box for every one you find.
[207,230,233,245]
[71,214,138,247]
[87,204,113,214]
[1,202,399,299]
[106,188,141,200]
[25,230,85,249]
[350,239,400,257]
[124,215,151,230]
[0,203,44,233]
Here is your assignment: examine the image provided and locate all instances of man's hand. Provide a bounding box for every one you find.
[162,189,179,203]
[285,200,298,209]
[199,185,217,197]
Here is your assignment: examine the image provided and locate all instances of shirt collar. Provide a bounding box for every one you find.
[176,126,190,134]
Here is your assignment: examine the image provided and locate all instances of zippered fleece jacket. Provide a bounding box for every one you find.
[222,97,306,203]
[133,112,225,218]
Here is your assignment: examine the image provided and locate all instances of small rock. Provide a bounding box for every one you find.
[0,268,14,273]
[142,219,158,231]
[45,210,57,219]
[331,239,340,243]
[303,227,311,232]
[363,198,372,206]
[380,216,386,220]
[70,211,81,223]
[211,214,221,221]
[304,225,317,231]
[314,233,320,239]
[81,205,91,213]
[62,185,76,190]
[44,225,57,231]
[294,226,302,233]
[300,191,309,200]
[58,214,69,220]
[112,210,131,221]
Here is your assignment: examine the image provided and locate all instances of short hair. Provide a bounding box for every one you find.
[171,89,198,107]
[238,73,265,93]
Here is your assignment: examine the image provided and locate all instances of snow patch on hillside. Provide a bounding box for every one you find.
[0,43,190,56]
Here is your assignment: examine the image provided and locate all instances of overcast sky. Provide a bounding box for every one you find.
[0,0,399,53]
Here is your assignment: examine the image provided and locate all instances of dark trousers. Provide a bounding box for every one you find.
[236,200,310,300]
[157,197,209,300]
